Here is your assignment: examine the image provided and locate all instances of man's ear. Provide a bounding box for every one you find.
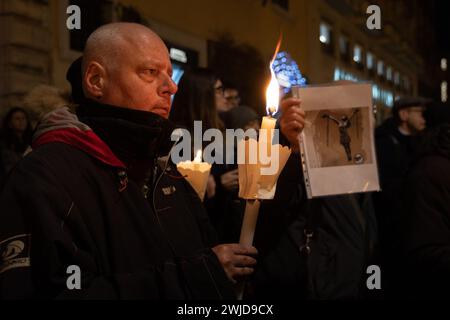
[398,109,409,122]
[83,61,106,99]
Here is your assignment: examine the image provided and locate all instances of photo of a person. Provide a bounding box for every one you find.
[303,106,372,168]
[321,109,360,161]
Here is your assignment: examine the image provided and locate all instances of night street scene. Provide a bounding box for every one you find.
[0,0,449,307]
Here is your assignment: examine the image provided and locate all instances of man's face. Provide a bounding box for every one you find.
[224,88,240,110]
[215,80,228,113]
[101,36,178,118]
[405,106,426,133]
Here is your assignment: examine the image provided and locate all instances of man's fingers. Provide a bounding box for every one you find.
[233,255,257,267]
[218,243,258,256]
[232,267,254,278]
[286,107,305,118]
[284,114,305,126]
[280,97,301,113]
[232,244,258,256]
[282,121,303,134]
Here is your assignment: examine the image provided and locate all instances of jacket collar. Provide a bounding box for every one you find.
[76,99,176,167]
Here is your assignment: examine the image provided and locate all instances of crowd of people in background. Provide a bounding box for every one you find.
[0,22,449,300]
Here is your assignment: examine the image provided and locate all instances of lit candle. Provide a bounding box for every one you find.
[177,149,211,200]
[237,35,290,300]
[260,64,280,156]
[193,149,202,162]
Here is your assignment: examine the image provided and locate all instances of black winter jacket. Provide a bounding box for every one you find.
[395,124,450,298]
[0,101,235,299]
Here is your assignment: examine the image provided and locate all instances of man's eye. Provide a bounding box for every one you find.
[146,69,157,75]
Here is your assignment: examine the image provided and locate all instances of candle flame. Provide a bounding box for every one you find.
[266,68,279,116]
[194,149,202,162]
[270,33,282,64]
[266,34,282,116]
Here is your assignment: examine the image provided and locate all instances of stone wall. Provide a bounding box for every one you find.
[0,0,51,116]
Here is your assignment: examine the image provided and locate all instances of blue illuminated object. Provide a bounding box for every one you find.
[272,51,306,94]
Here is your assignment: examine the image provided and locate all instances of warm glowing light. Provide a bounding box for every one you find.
[194,149,202,163]
[265,35,282,115]
[441,58,447,72]
[442,81,448,103]
[266,68,280,115]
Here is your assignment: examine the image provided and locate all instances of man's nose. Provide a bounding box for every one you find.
[161,74,178,96]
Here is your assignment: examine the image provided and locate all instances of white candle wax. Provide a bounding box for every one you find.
[177,150,211,200]
[261,115,276,156]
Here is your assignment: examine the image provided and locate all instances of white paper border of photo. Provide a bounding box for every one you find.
[293,82,380,198]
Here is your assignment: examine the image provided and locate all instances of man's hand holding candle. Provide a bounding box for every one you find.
[279,97,306,152]
[212,244,258,284]
[220,169,239,192]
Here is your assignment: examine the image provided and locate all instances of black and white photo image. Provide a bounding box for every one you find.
[303,106,373,168]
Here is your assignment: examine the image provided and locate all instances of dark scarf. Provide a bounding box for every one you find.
[76,99,177,183]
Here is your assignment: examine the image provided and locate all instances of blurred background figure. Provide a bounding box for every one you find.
[65,56,84,104]
[23,85,71,128]
[392,104,450,298]
[373,96,429,294]
[170,68,224,135]
[213,105,260,243]
[226,105,260,131]
[0,85,70,184]
[0,107,33,182]
[170,68,262,242]
[170,67,224,204]
[223,84,241,111]
[219,83,246,129]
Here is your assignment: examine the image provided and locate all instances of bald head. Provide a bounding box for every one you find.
[81,23,177,117]
[82,23,164,76]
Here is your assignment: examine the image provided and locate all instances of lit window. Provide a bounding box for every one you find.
[386,92,394,107]
[170,48,188,63]
[334,68,340,81]
[442,81,448,103]
[394,71,400,85]
[320,22,331,44]
[377,60,384,76]
[353,44,362,63]
[372,85,379,100]
[371,84,394,107]
[441,58,447,71]
[367,52,374,70]
[386,66,392,81]
[171,64,184,86]
[333,67,360,82]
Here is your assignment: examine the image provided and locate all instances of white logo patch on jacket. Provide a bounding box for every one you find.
[0,234,31,274]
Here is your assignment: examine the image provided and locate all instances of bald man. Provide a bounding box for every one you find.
[0,23,256,299]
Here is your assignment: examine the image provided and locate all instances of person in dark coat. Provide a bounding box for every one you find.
[246,96,378,300]
[0,23,257,299]
[251,155,378,300]
[0,107,33,182]
[394,123,450,298]
[374,97,429,223]
[373,96,429,294]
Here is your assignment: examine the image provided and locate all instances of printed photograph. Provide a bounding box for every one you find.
[303,106,373,168]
